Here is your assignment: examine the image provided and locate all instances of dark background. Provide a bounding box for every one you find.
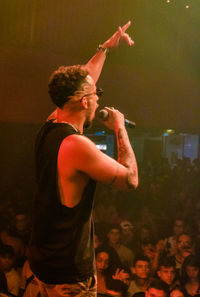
[0,0,199,132]
[0,0,199,205]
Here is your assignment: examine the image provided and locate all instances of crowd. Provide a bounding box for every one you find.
[0,156,200,296]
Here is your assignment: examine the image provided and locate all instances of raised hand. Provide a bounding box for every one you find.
[102,21,134,49]
[112,268,126,281]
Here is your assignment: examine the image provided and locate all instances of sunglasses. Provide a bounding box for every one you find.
[80,88,103,102]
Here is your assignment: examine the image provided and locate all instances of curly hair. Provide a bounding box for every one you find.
[48,65,89,108]
[158,256,176,270]
[147,279,169,295]
[181,255,200,285]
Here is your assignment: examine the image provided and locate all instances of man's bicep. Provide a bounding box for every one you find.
[59,135,128,188]
[76,138,126,185]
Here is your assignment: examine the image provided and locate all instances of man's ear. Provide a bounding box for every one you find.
[80,97,88,109]
[157,270,161,277]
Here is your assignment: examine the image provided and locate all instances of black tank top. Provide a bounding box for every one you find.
[29,120,96,284]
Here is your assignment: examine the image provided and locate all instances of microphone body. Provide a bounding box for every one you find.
[99,109,136,129]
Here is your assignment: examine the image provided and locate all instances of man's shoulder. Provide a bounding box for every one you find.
[128,280,144,295]
[129,279,137,289]
[60,134,98,156]
[62,133,93,144]
[6,268,20,282]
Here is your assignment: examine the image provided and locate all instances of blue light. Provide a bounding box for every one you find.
[95,131,105,136]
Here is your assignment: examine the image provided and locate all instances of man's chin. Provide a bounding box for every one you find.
[83,120,93,130]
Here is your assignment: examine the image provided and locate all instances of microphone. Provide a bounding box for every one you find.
[99,109,136,129]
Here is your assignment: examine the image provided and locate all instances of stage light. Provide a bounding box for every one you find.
[95,131,105,136]
[165,0,192,8]
[166,129,175,134]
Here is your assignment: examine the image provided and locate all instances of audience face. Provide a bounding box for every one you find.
[185,265,199,281]
[96,251,109,273]
[15,214,28,232]
[107,228,121,245]
[173,220,184,236]
[132,260,150,279]
[142,243,156,260]
[157,266,176,285]
[170,289,184,297]
[0,254,14,273]
[146,288,167,297]
[120,221,134,242]
[176,234,194,259]
[140,227,151,242]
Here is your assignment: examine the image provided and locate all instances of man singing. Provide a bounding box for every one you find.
[28,21,138,297]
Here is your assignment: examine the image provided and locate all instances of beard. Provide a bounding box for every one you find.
[83,109,95,130]
[83,117,93,130]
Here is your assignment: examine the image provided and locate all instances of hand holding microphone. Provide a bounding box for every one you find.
[99,107,136,129]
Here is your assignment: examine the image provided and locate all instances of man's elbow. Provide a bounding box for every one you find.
[127,171,139,190]
[118,177,138,192]
[111,170,138,191]
[133,179,139,190]
[127,178,139,190]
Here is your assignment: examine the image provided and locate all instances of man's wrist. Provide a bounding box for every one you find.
[115,124,126,134]
[97,44,109,55]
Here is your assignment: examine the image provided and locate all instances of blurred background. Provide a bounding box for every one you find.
[0,0,199,205]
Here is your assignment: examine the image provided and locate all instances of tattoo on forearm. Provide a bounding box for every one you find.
[117,127,138,188]
[117,128,132,166]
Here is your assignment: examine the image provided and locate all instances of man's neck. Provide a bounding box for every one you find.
[56,108,84,134]
[59,121,79,133]
[135,277,148,289]
[189,279,199,285]
[110,242,121,250]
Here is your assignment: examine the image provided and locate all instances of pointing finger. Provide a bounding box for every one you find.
[121,20,131,32]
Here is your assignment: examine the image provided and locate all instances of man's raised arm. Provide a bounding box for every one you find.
[47,21,134,121]
[85,21,134,83]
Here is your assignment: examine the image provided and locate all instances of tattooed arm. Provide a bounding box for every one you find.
[102,107,138,189]
[59,106,138,198]
[117,126,138,189]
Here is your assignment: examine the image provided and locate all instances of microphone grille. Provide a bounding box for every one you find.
[99,109,108,120]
